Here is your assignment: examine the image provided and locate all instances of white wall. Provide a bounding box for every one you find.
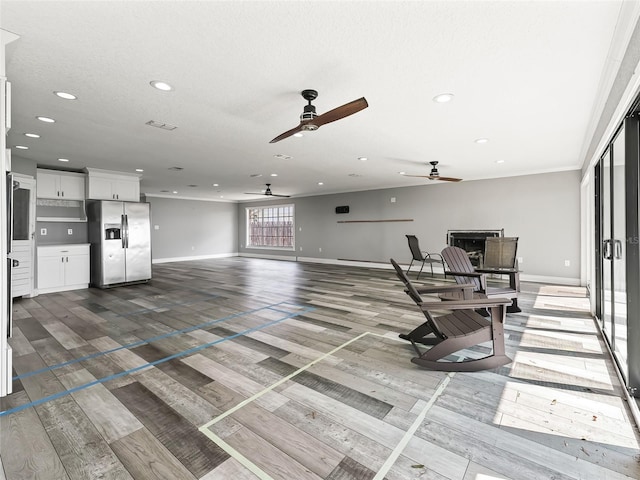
[239,170,581,283]
[144,196,238,263]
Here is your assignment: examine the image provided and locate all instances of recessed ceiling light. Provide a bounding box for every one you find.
[270,173,278,177]
[15,145,28,150]
[135,168,144,172]
[150,80,173,91]
[54,91,77,100]
[220,195,224,198]
[358,157,367,161]
[495,160,505,164]
[212,183,219,187]
[58,158,69,162]
[432,93,454,103]
[172,190,178,194]
[398,171,406,175]
[24,133,40,138]
[318,182,324,185]
[293,133,303,138]
[36,116,55,123]
[475,138,489,144]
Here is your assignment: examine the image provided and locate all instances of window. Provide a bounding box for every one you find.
[246,204,294,249]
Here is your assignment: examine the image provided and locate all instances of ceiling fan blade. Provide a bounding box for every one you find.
[269,124,304,143]
[313,97,368,127]
[269,194,291,197]
[437,176,462,182]
[401,174,462,182]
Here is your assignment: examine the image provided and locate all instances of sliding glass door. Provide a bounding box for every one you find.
[596,113,640,395]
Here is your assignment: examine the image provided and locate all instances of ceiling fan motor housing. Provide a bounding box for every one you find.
[300,104,318,129]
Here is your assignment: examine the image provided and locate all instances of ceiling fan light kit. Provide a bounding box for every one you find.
[270,89,368,143]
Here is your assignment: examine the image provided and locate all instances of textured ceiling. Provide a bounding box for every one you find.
[0,1,632,201]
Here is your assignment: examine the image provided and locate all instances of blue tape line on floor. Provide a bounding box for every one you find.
[13,301,302,381]
[1,306,314,418]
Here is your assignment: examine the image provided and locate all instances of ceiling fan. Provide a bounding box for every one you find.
[403,161,462,182]
[269,89,368,143]
[244,183,291,198]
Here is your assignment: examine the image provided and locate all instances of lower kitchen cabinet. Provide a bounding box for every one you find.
[37,244,90,294]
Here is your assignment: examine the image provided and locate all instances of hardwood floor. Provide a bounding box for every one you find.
[1,257,639,479]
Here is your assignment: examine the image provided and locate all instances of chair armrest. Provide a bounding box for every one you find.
[413,283,474,294]
[445,270,483,278]
[420,297,513,310]
[477,268,518,274]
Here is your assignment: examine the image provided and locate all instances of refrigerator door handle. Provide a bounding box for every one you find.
[121,214,126,249]
[6,173,13,254]
[124,214,129,249]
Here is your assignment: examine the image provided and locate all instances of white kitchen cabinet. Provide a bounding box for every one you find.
[37,244,90,294]
[85,168,140,201]
[37,169,85,200]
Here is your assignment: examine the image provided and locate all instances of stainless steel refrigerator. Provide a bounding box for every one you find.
[87,201,151,288]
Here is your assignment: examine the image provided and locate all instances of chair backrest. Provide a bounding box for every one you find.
[390,258,446,339]
[390,258,422,304]
[441,246,482,291]
[405,235,424,261]
[483,237,518,269]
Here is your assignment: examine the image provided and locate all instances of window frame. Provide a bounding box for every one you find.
[245,204,295,251]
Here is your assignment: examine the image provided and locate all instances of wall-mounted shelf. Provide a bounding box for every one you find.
[337,219,414,223]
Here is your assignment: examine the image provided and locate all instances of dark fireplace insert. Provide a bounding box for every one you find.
[447,229,503,266]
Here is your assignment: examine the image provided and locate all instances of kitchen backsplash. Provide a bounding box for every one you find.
[36,221,88,245]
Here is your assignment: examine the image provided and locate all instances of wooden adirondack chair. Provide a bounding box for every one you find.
[390,258,513,371]
[441,245,521,313]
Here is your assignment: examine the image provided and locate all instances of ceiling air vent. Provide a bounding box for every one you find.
[146,120,177,131]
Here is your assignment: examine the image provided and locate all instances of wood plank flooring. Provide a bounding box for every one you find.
[1,257,639,479]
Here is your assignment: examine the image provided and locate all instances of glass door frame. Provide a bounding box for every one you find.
[596,111,640,396]
[624,113,640,395]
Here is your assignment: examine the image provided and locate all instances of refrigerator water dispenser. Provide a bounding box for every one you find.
[105,224,121,240]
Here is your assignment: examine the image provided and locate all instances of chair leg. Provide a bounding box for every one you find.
[407,259,414,276]
[416,328,492,361]
[507,298,521,313]
[417,261,425,280]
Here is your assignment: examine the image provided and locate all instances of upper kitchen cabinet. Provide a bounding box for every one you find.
[36,169,85,200]
[85,168,140,202]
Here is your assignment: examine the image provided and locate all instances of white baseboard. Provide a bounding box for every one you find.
[239,252,297,262]
[518,273,581,286]
[152,252,238,264]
